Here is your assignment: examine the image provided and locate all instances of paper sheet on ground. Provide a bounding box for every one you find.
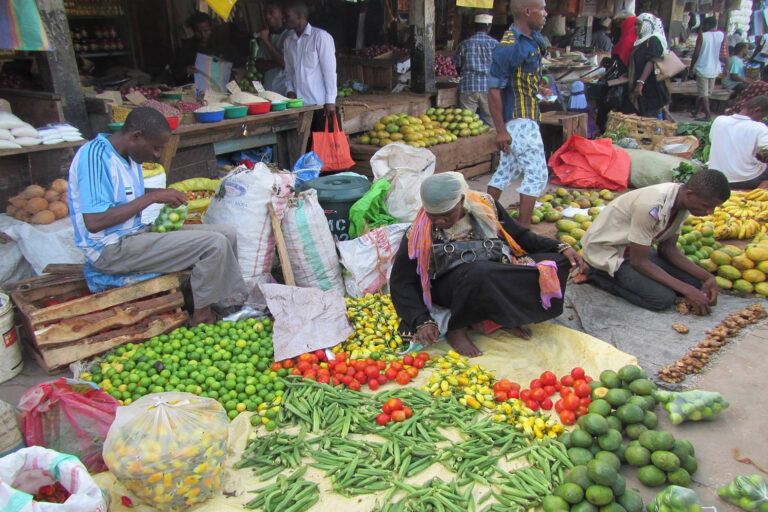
[94,322,636,512]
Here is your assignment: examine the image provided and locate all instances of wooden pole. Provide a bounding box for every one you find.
[268,203,296,286]
[410,0,436,93]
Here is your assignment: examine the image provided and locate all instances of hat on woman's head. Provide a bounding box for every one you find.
[474,14,493,24]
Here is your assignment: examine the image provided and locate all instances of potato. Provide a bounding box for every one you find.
[25,197,49,214]
[48,201,68,219]
[59,192,68,205]
[51,178,68,194]
[30,210,55,224]
[44,189,60,202]
[8,196,27,209]
[20,184,45,199]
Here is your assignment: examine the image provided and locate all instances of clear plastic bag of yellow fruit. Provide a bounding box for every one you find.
[102,392,228,511]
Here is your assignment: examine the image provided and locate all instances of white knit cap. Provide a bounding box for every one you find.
[474,14,493,24]
[420,172,468,214]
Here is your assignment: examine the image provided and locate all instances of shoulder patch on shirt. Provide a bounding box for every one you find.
[500,30,516,46]
[648,206,659,220]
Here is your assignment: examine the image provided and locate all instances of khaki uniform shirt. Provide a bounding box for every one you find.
[581,183,688,276]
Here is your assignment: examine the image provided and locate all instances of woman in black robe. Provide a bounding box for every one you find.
[389,173,585,357]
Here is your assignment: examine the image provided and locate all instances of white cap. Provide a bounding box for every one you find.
[474,14,493,24]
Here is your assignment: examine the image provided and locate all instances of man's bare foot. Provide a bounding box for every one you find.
[191,305,216,325]
[505,325,532,340]
[446,329,482,357]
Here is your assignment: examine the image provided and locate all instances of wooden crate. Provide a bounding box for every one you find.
[6,271,189,373]
[350,131,498,179]
[606,112,677,150]
[338,55,406,91]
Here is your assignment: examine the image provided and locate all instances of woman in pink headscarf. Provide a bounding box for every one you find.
[612,15,638,66]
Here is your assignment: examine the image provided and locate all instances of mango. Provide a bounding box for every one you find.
[571,228,586,240]
[742,269,766,283]
[722,245,743,257]
[556,219,579,232]
[544,210,563,222]
[697,259,718,273]
[755,282,768,297]
[732,255,755,271]
[746,245,768,262]
[717,265,742,281]
[561,235,578,247]
[556,187,569,197]
[709,250,732,266]
[715,276,733,289]
[757,260,768,274]
[733,279,755,294]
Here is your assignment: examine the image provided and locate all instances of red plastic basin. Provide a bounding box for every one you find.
[247,102,271,115]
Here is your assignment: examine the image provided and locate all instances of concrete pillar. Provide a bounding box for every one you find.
[410,0,436,94]
[35,0,89,135]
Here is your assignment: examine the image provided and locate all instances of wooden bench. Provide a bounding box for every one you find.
[668,80,731,114]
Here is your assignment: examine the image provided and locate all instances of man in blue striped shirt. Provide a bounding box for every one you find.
[68,108,246,324]
[453,14,498,128]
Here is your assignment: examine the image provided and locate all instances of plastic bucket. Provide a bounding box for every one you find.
[299,174,371,241]
[0,293,23,383]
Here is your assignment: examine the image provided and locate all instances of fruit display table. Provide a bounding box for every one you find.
[338,93,433,136]
[157,105,321,181]
[349,131,498,179]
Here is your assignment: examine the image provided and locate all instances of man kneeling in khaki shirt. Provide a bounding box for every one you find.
[580,170,731,315]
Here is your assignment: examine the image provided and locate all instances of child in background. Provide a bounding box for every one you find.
[568,80,598,138]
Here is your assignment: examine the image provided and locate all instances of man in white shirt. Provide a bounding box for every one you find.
[283,0,337,115]
[708,96,768,189]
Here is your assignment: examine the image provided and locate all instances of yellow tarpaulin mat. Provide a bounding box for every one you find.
[456,0,494,7]
[205,0,237,20]
[95,323,637,511]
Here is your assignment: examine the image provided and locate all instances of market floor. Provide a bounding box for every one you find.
[2,317,766,510]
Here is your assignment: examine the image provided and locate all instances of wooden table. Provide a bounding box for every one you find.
[338,93,433,136]
[668,80,731,114]
[540,111,588,160]
[158,106,321,180]
[0,140,87,208]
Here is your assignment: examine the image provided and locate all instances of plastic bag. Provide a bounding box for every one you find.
[82,261,161,293]
[624,148,687,188]
[654,389,729,424]
[168,177,221,222]
[18,379,119,473]
[141,164,166,225]
[647,485,703,512]
[370,142,435,223]
[337,223,410,298]
[0,446,109,512]
[151,204,187,232]
[718,475,768,511]
[348,179,398,239]
[292,151,323,188]
[312,114,355,171]
[281,189,345,293]
[103,392,228,511]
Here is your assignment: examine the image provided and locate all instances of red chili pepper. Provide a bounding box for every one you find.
[121,495,134,507]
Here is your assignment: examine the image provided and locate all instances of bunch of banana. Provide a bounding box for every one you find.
[689,189,768,239]
[741,188,768,201]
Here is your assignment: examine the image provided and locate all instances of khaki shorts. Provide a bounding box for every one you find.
[695,74,716,97]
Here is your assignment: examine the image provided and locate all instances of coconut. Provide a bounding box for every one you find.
[25,197,49,214]
[51,178,68,194]
[21,184,45,199]
[48,201,68,219]
[8,196,27,209]
[30,210,55,224]
[44,189,60,202]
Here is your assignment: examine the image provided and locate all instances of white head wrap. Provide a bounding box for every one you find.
[634,13,668,53]
[420,172,468,214]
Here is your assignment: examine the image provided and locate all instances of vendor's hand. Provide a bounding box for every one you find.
[324,103,336,113]
[413,324,440,346]
[287,91,297,99]
[495,130,512,154]
[539,86,553,98]
[563,247,587,273]
[683,285,712,316]
[150,189,187,207]
[634,83,644,97]
[702,276,718,306]
[258,28,270,41]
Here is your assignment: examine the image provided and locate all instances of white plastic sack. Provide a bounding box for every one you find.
[337,223,410,298]
[0,215,84,275]
[0,446,109,512]
[140,171,167,225]
[370,142,435,223]
[0,112,25,130]
[204,163,294,283]
[0,129,11,141]
[10,125,39,139]
[281,189,344,293]
[260,283,353,361]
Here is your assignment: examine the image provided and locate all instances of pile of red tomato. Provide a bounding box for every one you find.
[376,397,413,425]
[33,482,70,503]
[492,367,594,426]
[272,351,430,392]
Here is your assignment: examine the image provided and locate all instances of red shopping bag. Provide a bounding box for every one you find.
[18,378,119,473]
[312,113,355,171]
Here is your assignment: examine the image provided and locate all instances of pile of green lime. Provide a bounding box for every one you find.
[81,317,286,420]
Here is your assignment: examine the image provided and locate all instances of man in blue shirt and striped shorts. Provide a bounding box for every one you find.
[453,14,499,128]
[487,0,549,227]
[68,108,246,325]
